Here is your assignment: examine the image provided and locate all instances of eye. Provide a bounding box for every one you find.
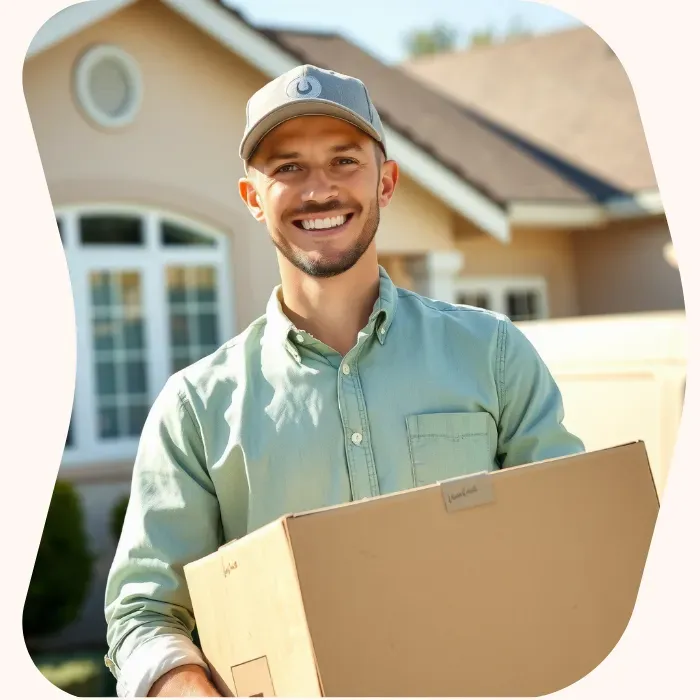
[276,163,301,174]
[335,158,358,166]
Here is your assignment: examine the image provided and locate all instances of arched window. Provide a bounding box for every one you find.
[57,206,234,466]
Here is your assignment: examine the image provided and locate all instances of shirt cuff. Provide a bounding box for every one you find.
[114,633,209,697]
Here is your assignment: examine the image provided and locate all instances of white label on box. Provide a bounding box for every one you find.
[440,471,495,513]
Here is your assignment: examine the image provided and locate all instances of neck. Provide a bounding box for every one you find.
[278,252,380,356]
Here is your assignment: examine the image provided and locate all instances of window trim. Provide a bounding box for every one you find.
[57,205,235,467]
[74,44,144,129]
[453,275,550,321]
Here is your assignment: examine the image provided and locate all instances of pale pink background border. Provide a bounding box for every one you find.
[3,0,698,697]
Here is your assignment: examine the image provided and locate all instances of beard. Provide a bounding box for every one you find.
[270,196,380,279]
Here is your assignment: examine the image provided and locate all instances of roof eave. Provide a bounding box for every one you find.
[25,0,511,243]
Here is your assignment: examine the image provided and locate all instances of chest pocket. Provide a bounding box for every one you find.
[406,412,496,487]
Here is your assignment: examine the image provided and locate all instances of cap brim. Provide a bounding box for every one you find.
[239,98,384,161]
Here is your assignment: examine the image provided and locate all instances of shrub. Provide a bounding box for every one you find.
[110,494,130,544]
[23,480,94,643]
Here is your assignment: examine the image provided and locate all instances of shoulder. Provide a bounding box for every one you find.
[395,287,507,339]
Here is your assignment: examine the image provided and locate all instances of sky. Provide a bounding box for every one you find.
[222,0,582,64]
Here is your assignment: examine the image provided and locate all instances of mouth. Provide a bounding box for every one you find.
[292,212,355,235]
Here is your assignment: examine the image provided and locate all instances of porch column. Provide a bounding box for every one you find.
[408,251,464,303]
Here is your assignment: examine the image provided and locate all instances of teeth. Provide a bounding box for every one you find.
[301,215,347,231]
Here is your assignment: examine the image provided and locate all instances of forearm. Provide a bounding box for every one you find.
[148,664,220,697]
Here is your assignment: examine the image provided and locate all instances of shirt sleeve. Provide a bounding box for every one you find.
[104,375,223,695]
[496,317,585,468]
[111,633,209,697]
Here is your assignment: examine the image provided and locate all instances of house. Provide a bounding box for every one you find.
[23,0,682,649]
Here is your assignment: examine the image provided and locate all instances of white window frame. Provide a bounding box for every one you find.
[58,205,235,467]
[453,275,550,321]
[74,44,144,129]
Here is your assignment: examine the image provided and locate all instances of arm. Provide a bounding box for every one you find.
[104,377,223,697]
[496,317,585,468]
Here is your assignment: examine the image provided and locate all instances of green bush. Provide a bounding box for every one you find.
[23,480,94,644]
[110,494,130,544]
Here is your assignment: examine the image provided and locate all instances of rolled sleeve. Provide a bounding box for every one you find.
[112,633,209,697]
[496,317,585,468]
[105,376,223,693]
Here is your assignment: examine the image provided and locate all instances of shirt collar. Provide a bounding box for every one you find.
[263,265,398,357]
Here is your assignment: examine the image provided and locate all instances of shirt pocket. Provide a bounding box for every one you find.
[406,412,494,487]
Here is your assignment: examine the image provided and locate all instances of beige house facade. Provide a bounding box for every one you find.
[23,0,682,648]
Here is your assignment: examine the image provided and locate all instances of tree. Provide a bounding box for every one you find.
[23,481,94,646]
[404,22,460,58]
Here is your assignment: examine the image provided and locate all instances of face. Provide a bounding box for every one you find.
[239,116,398,278]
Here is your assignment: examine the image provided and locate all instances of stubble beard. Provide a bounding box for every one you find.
[271,197,380,279]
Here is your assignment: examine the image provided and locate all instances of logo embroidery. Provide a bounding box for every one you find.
[286,75,322,99]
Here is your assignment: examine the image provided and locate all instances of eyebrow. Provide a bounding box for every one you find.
[264,142,365,164]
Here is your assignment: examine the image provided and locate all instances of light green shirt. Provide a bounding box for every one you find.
[104,267,584,695]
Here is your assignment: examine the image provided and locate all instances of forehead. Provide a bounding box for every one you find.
[254,115,373,156]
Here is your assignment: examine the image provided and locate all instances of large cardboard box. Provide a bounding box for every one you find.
[184,442,659,697]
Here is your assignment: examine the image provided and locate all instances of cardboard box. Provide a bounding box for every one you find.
[184,442,659,697]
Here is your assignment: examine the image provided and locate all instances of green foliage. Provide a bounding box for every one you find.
[403,16,533,58]
[404,22,460,58]
[23,481,94,642]
[110,494,130,544]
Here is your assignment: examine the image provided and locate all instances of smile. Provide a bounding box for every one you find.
[293,213,354,232]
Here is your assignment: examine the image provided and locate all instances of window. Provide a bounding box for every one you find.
[454,277,548,322]
[58,207,233,466]
[74,45,143,129]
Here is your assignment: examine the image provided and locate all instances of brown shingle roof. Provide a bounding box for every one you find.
[403,27,656,192]
[255,28,627,205]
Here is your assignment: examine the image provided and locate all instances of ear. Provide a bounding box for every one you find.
[238,176,266,223]
[377,160,399,209]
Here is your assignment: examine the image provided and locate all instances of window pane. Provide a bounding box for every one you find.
[125,361,147,394]
[167,268,187,304]
[123,319,144,350]
[99,407,120,439]
[126,402,149,437]
[96,361,118,396]
[169,314,189,347]
[507,291,541,322]
[162,222,216,247]
[197,313,218,347]
[456,292,491,310]
[167,265,222,373]
[90,269,149,440]
[195,267,218,303]
[65,413,74,448]
[90,272,113,307]
[93,317,117,351]
[80,215,144,245]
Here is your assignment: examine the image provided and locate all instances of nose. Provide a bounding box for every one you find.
[301,167,337,203]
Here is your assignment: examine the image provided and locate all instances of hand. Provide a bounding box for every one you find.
[148,664,222,697]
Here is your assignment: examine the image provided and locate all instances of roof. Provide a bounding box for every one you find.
[25,0,662,236]
[403,27,657,192]
[251,25,627,206]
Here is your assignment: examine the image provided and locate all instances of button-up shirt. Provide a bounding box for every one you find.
[105,267,584,696]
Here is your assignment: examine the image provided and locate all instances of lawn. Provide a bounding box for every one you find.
[32,649,117,697]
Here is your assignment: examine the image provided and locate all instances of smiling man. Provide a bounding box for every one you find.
[104,65,584,697]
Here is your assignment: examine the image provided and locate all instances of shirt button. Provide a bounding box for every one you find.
[342,364,350,375]
[296,334,304,343]
[351,432,363,445]
[380,326,386,335]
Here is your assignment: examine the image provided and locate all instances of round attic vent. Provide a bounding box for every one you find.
[74,45,143,128]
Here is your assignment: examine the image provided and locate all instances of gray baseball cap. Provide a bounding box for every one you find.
[239,64,387,161]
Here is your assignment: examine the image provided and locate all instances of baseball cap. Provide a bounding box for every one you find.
[239,64,387,161]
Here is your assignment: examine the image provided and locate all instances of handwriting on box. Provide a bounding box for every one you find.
[440,471,495,513]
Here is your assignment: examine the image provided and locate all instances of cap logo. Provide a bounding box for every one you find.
[286,75,323,99]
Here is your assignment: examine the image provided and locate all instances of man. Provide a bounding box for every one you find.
[105,64,584,697]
